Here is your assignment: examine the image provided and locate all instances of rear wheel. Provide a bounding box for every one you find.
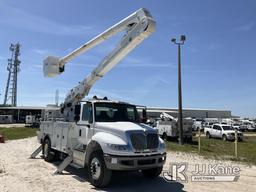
[43,138,55,162]
[206,132,211,139]
[142,166,163,178]
[187,136,193,143]
[88,151,112,188]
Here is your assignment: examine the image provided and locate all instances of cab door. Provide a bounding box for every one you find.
[215,125,222,138]
[212,125,218,138]
[77,102,93,145]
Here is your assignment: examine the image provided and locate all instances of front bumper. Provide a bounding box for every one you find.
[104,152,166,171]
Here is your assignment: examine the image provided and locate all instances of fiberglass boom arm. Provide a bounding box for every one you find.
[43,8,155,107]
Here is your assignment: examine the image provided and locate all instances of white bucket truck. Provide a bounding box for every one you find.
[157,112,194,142]
[31,8,166,187]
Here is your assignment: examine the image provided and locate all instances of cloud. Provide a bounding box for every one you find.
[208,42,221,50]
[121,62,175,68]
[32,64,42,69]
[120,57,176,68]
[94,56,176,68]
[68,62,98,68]
[0,55,6,61]
[190,47,199,53]
[21,62,43,73]
[236,22,255,32]
[0,3,94,36]
[33,49,50,55]
[18,92,67,106]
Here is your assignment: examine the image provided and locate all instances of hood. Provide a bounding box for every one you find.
[95,122,156,134]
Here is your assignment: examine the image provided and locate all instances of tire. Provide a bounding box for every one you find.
[43,138,55,162]
[222,135,227,141]
[187,136,193,143]
[206,132,211,139]
[162,133,167,141]
[88,151,112,188]
[142,166,163,178]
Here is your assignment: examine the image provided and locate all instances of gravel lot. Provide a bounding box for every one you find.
[0,124,26,128]
[0,137,255,192]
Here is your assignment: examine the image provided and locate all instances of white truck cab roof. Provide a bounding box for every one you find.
[81,97,132,106]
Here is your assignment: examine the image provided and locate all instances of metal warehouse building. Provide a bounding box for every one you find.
[146,107,232,119]
[0,106,58,123]
[0,105,231,123]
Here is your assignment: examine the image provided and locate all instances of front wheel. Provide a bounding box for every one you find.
[238,138,243,142]
[162,133,167,141]
[43,138,55,162]
[206,132,211,139]
[88,151,112,188]
[142,166,163,178]
[222,134,227,141]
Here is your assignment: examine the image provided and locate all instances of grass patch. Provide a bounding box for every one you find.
[166,136,256,165]
[0,127,37,141]
[243,132,256,135]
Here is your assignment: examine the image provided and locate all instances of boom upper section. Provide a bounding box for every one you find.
[43,8,155,107]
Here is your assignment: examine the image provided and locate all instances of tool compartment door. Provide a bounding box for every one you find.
[53,125,62,150]
[61,123,69,152]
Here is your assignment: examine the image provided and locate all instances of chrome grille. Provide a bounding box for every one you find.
[147,133,159,149]
[130,133,159,151]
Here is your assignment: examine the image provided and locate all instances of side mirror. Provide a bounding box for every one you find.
[74,104,81,122]
[141,109,147,123]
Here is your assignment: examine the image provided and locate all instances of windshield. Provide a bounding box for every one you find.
[222,126,233,130]
[94,103,139,122]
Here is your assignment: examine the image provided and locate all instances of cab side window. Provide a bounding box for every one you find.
[82,103,93,123]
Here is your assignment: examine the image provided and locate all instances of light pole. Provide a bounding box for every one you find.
[171,35,186,145]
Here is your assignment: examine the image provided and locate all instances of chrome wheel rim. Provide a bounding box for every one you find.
[90,157,101,180]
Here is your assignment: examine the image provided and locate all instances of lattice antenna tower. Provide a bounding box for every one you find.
[3,43,21,107]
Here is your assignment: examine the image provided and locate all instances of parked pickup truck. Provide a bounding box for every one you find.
[204,124,243,141]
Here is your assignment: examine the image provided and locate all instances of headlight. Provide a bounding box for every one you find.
[159,138,166,150]
[106,143,129,151]
[159,142,166,149]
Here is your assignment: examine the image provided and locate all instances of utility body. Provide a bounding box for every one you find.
[156,112,194,141]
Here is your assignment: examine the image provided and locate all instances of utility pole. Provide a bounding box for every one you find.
[55,89,59,106]
[171,35,186,145]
